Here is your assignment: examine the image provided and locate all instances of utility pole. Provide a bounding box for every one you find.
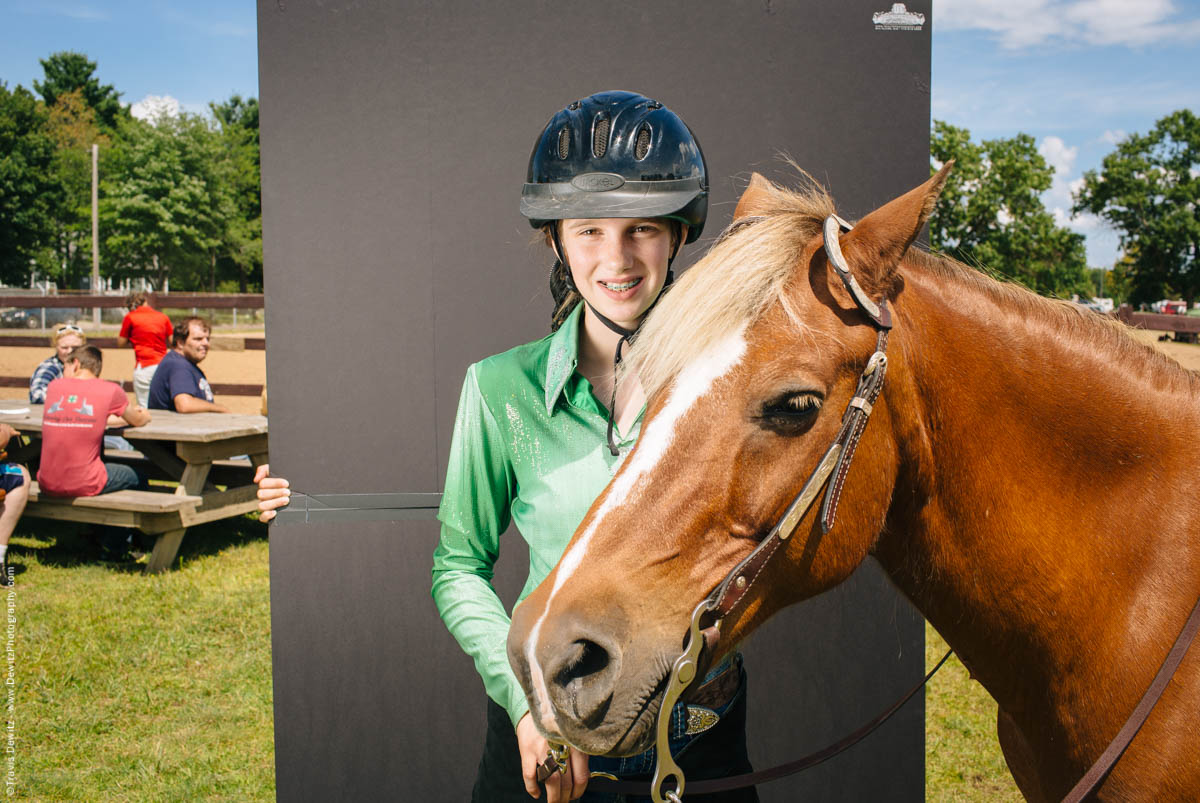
[91,143,100,326]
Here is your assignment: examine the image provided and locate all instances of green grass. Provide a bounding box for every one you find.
[11,515,274,801]
[10,514,1021,800]
[925,625,1022,801]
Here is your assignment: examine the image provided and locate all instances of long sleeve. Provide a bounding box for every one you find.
[29,358,58,404]
[432,365,528,727]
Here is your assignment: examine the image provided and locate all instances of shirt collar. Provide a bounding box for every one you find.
[544,304,583,414]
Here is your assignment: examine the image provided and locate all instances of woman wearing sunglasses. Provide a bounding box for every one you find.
[29,324,86,405]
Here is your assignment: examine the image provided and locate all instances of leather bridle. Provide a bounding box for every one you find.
[646,214,897,802]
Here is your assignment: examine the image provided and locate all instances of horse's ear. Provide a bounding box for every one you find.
[839,161,953,296]
[733,173,775,221]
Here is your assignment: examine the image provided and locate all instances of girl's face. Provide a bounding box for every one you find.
[559,218,675,331]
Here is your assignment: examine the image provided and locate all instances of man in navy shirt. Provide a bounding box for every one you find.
[147,317,231,413]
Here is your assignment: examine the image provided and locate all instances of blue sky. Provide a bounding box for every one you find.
[1,1,258,116]
[2,0,1198,269]
[933,0,1200,267]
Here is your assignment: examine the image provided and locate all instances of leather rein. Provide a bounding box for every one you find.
[586,215,1200,802]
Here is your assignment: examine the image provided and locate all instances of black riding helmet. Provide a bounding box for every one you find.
[523,91,706,457]
[520,90,707,242]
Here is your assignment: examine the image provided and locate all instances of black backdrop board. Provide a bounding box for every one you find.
[259,1,931,800]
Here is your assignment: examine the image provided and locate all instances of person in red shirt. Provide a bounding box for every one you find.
[38,346,151,498]
[117,292,173,407]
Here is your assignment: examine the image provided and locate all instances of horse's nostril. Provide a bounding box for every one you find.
[551,639,616,727]
[554,639,610,688]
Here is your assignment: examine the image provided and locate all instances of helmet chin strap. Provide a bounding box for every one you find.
[550,226,679,456]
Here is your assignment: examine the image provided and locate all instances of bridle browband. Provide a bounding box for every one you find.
[586,214,1200,802]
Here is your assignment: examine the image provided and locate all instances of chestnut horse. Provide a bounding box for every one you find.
[508,166,1200,800]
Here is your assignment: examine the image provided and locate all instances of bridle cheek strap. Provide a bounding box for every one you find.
[704,324,889,623]
[641,215,895,802]
[819,330,889,533]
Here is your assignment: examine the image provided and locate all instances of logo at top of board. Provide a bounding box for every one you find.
[874,3,925,31]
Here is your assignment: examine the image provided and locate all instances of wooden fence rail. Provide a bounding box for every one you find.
[0,335,265,349]
[0,293,264,309]
[1116,304,1200,342]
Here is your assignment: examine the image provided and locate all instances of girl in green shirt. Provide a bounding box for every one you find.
[258,91,754,803]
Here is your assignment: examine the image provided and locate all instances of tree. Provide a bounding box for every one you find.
[101,112,235,290]
[33,51,124,132]
[0,82,56,285]
[1073,110,1200,308]
[930,120,1091,297]
[209,94,262,291]
[40,89,110,288]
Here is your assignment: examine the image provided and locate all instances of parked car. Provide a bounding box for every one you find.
[1152,300,1189,315]
[0,307,83,329]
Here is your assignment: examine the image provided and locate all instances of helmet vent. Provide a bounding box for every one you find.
[592,116,611,158]
[635,124,652,160]
[557,127,570,159]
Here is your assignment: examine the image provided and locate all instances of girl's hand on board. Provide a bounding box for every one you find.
[254,463,291,522]
[516,713,589,801]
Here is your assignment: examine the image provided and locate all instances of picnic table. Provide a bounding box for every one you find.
[0,400,267,573]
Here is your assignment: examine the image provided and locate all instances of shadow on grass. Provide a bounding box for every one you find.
[175,514,269,563]
[11,514,268,572]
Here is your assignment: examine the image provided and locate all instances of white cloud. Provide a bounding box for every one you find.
[1039,135,1081,209]
[1039,135,1078,176]
[1055,206,1104,231]
[937,0,1068,48]
[130,94,181,121]
[1098,129,1127,145]
[935,0,1200,49]
[1035,137,1111,257]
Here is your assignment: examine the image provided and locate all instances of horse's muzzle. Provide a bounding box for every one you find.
[510,600,660,754]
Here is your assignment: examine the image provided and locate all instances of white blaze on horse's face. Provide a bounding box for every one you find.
[523,328,749,734]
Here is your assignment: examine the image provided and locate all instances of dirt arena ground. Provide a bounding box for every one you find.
[0,326,1196,418]
[1125,328,1200,371]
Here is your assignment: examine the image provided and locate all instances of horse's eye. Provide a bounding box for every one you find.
[758,392,822,433]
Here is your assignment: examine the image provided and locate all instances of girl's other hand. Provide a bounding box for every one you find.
[254,463,291,522]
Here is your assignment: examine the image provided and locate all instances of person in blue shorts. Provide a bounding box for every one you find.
[147,317,230,414]
[0,424,30,587]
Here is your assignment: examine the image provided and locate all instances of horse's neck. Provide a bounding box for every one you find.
[878,267,1200,712]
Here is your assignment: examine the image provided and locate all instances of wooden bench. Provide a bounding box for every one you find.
[25,481,236,573]
[1,403,267,573]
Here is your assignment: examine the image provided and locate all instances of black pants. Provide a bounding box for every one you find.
[471,675,758,803]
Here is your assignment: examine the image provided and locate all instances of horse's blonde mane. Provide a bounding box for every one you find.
[625,173,1200,401]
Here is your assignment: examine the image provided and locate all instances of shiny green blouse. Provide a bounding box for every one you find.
[432,305,642,728]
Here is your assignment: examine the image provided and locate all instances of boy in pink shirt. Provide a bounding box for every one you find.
[38,346,151,497]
